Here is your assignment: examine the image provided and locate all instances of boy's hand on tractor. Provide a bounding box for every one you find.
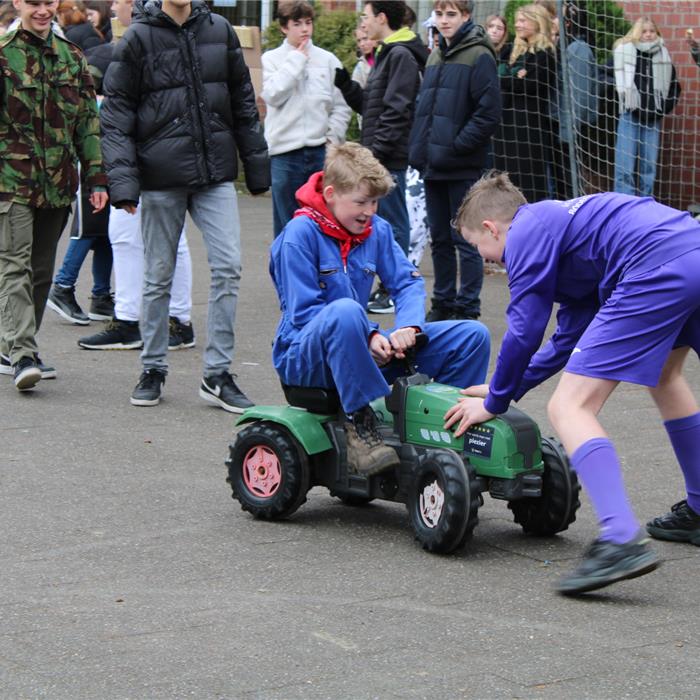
[461,383,489,398]
[389,327,416,359]
[444,397,495,437]
[369,332,393,366]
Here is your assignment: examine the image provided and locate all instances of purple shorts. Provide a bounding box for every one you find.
[565,249,700,387]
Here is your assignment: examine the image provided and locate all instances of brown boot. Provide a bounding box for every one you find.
[344,406,400,476]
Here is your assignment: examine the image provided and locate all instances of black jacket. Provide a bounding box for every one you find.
[100,0,269,204]
[65,22,104,51]
[409,21,501,180]
[339,34,428,171]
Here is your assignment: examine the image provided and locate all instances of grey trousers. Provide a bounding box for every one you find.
[139,183,242,376]
[0,202,69,363]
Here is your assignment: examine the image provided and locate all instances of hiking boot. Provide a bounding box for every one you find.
[344,406,400,476]
[367,288,395,315]
[168,316,196,350]
[47,285,90,325]
[556,534,661,596]
[646,500,700,545]
[13,356,41,391]
[78,319,142,350]
[130,369,166,407]
[199,372,254,413]
[425,305,455,322]
[88,293,115,321]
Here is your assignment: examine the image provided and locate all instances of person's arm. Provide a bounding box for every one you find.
[325,55,352,144]
[504,48,555,96]
[662,62,682,115]
[100,36,140,205]
[226,24,270,195]
[370,48,420,163]
[334,67,365,114]
[261,47,306,108]
[453,51,502,154]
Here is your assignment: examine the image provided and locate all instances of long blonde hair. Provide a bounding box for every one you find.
[509,3,554,65]
[614,16,661,48]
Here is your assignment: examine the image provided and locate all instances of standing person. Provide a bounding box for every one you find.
[493,4,557,203]
[56,0,103,50]
[409,0,501,322]
[351,23,376,92]
[262,0,350,238]
[334,0,428,314]
[449,173,700,595]
[0,0,107,391]
[613,18,680,197]
[485,14,510,65]
[100,0,270,411]
[85,0,112,42]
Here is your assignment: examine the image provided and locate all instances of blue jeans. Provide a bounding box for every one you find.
[377,169,410,254]
[140,182,242,376]
[424,178,482,317]
[54,236,113,296]
[271,145,326,236]
[614,111,661,197]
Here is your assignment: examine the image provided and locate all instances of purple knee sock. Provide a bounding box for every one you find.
[664,412,700,514]
[570,437,640,544]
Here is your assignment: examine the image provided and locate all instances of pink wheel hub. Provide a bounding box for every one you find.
[242,446,282,498]
[419,479,444,528]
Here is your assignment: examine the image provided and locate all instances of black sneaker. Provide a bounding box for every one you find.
[88,293,115,321]
[199,372,254,413]
[34,354,56,380]
[646,500,700,545]
[168,316,196,350]
[47,285,90,325]
[78,319,143,350]
[13,356,41,391]
[425,305,455,322]
[130,368,166,406]
[367,289,395,315]
[556,534,661,596]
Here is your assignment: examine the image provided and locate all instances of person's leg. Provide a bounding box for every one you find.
[637,121,661,198]
[108,206,143,322]
[54,237,93,289]
[271,149,310,237]
[89,236,113,297]
[405,167,430,268]
[140,190,188,374]
[613,112,639,195]
[169,230,192,323]
[424,179,457,317]
[377,169,410,254]
[449,179,483,319]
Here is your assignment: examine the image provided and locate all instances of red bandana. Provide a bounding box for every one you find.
[293,171,372,266]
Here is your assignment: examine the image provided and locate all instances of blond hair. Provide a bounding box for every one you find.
[453,171,527,232]
[614,16,661,48]
[509,3,554,65]
[323,143,395,198]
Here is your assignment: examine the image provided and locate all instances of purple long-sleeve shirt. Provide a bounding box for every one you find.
[485,193,700,415]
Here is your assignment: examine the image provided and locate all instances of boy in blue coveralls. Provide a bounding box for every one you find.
[446,172,700,595]
[270,142,490,476]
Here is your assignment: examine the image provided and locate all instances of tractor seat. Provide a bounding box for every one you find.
[282,383,341,414]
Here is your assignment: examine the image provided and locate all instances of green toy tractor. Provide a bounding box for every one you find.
[226,338,580,554]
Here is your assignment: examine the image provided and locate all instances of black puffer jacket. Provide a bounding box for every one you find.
[340,34,428,171]
[100,0,269,204]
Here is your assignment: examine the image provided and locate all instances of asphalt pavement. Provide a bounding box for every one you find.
[2,193,699,699]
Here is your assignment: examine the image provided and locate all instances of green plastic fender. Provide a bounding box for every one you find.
[235,405,334,455]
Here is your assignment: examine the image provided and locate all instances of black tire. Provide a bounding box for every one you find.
[408,449,480,554]
[335,495,375,507]
[509,436,581,536]
[226,422,310,520]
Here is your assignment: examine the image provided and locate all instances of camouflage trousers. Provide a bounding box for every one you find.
[0,202,69,364]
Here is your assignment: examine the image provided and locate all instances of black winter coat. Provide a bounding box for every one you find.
[100,0,269,204]
[340,34,428,171]
[65,22,104,51]
[409,21,501,180]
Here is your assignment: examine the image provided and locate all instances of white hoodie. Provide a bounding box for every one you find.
[261,39,351,156]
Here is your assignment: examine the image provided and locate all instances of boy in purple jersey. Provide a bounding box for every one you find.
[445,172,700,595]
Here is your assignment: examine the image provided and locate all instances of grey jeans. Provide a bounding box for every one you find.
[139,183,242,376]
[0,202,69,362]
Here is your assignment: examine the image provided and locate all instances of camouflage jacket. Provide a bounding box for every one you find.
[0,27,107,208]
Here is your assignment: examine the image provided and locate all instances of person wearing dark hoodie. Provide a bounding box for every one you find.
[270,142,490,476]
[100,0,270,411]
[409,0,501,323]
[334,1,428,314]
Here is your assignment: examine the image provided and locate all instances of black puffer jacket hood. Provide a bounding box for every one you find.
[100,0,269,202]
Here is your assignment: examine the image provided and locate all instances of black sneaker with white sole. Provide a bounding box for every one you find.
[556,533,661,596]
[14,356,42,391]
[168,316,196,350]
[78,319,143,350]
[2,353,55,380]
[199,372,254,413]
[366,288,395,315]
[130,369,166,406]
[47,285,90,325]
[647,500,700,545]
[88,293,115,321]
